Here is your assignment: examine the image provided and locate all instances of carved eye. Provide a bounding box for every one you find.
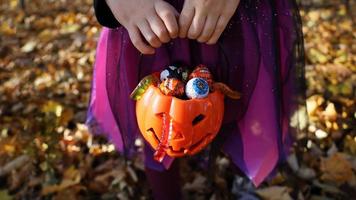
[192,114,205,126]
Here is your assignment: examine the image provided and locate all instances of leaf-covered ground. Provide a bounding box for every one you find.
[0,0,355,199]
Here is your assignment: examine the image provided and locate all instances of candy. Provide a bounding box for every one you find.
[160,65,180,81]
[179,68,190,82]
[159,78,185,97]
[189,65,213,88]
[185,78,209,99]
[130,73,160,100]
[160,65,190,83]
[212,82,241,99]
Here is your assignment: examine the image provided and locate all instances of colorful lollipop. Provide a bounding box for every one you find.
[159,78,185,97]
[185,78,209,99]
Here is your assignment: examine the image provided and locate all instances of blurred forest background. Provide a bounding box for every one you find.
[0,0,355,199]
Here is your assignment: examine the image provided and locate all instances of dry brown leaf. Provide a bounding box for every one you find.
[21,40,37,53]
[322,102,338,121]
[41,166,81,196]
[344,135,356,155]
[8,162,32,191]
[0,155,30,177]
[41,179,80,196]
[320,153,353,184]
[52,185,86,200]
[183,174,207,192]
[256,186,293,200]
[306,95,324,116]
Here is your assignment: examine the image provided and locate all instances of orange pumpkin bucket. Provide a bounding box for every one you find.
[136,85,224,158]
[131,65,240,161]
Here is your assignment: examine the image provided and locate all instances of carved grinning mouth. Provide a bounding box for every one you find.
[146,113,210,154]
[146,128,211,154]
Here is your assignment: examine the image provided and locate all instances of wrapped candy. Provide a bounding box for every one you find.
[160,65,190,82]
[185,78,209,99]
[177,67,190,82]
[160,66,180,81]
[159,78,185,97]
[189,64,213,88]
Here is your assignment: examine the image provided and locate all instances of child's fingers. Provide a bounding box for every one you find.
[197,15,218,43]
[163,14,179,39]
[187,10,206,39]
[157,11,179,39]
[206,2,238,44]
[137,20,162,48]
[179,5,194,38]
[147,15,171,43]
[206,16,229,44]
[155,3,179,39]
[128,26,155,54]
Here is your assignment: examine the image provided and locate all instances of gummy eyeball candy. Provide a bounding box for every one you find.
[189,65,213,88]
[185,78,209,99]
[159,78,185,97]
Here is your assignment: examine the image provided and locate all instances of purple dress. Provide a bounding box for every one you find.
[87,0,305,186]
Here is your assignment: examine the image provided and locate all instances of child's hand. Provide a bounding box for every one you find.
[106,0,179,54]
[178,0,240,44]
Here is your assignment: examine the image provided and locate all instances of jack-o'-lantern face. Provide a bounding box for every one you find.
[136,86,224,157]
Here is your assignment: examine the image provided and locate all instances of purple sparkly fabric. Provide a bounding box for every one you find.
[86,0,305,186]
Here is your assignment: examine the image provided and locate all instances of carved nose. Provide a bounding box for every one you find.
[173,132,184,140]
